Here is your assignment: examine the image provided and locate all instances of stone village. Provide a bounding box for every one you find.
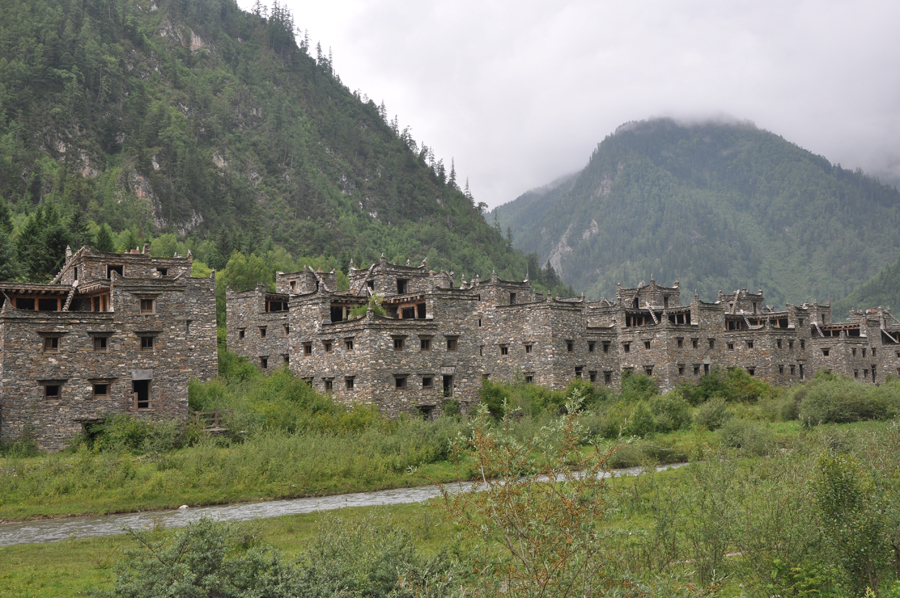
[3,246,900,450]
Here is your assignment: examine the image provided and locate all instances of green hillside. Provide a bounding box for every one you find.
[0,0,570,292]
[495,118,900,307]
[832,252,900,315]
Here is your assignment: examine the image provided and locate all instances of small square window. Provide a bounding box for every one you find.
[395,376,407,389]
[44,384,61,399]
[588,341,595,353]
[853,348,858,357]
[747,367,755,376]
[260,357,268,369]
[260,327,267,338]
[643,341,651,350]
[43,336,59,352]
[239,329,245,339]
[708,339,715,349]
[282,354,289,364]
[822,348,830,357]
[525,343,533,354]
[324,341,333,353]
[644,366,653,376]
[800,340,806,350]
[790,365,796,375]
[509,292,517,304]
[422,376,433,388]
[420,338,431,351]
[779,365,784,374]
[589,371,597,382]
[140,336,155,351]
[727,342,734,351]
[678,364,685,375]
[156,268,168,276]
[284,325,290,335]
[500,345,509,355]
[345,339,354,351]
[525,374,534,384]
[324,379,333,392]
[393,338,405,351]
[693,365,700,375]
[566,340,574,352]
[93,383,109,398]
[140,298,155,314]
[777,339,782,349]
[575,366,583,379]
[623,343,630,353]
[446,338,458,351]
[691,338,698,349]
[789,340,794,350]
[93,336,108,351]
[346,377,354,390]
[747,340,754,349]
[603,342,610,353]
[604,371,612,384]
[872,348,876,357]
[676,338,683,348]
[855,370,859,378]
[304,343,312,355]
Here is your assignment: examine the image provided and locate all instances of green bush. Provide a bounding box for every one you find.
[798,378,900,426]
[649,393,693,433]
[620,371,658,403]
[679,366,774,405]
[624,401,657,438]
[719,419,773,456]
[694,397,731,431]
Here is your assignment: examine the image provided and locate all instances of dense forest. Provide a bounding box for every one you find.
[0,0,570,297]
[494,118,900,309]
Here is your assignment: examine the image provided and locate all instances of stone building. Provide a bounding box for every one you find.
[0,245,217,450]
[227,257,900,417]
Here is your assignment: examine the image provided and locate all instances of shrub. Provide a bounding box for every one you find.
[799,379,900,426]
[719,419,773,456]
[624,401,657,438]
[479,379,509,419]
[694,397,731,431]
[650,393,693,433]
[620,370,659,403]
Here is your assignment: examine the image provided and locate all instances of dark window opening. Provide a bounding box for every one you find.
[397,279,408,294]
[93,336,108,351]
[93,383,109,398]
[789,340,794,350]
[324,379,333,392]
[500,345,509,355]
[367,280,375,291]
[798,318,804,328]
[284,325,290,335]
[239,329,245,339]
[566,340,574,352]
[694,365,700,375]
[74,266,79,280]
[623,342,630,353]
[44,384,61,399]
[822,348,830,356]
[777,339,782,349]
[855,370,859,378]
[140,336,155,351]
[747,340,754,349]
[107,265,123,279]
[477,318,482,327]
[790,365,796,375]
[43,337,59,352]
[604,371,612,384]
[156,268,168,276]
[290,281,297,292]
[421,338,431,351]
[644,366,653,376]
[133,380,150,409]
[872,348,877,357]
[575,366,583,379]
[422,376,433,388]
[588,341,595,352]
[39,298,59,311]
[140,298,155,314]
[727,342,734,351]
[603,342,610,353]
[872,366,877,383]
[692,338,699,349]
[345,339,354,351]
[323,341,333,353]
[16,298,35,310]
[704,363,710,375]
[799,364,805,380]
[401,306,416,319]
[268,300,288,312]
[643,340,651,350]
[708,339,715,349]
[525,374,534,384]
[779,365,784,374]
[417,405,435,421]
[260,327,267,338]
[678,364,685,375]
[442,375,453,397]
[589,371,597,382]
[676,338,683,348]
[747,367,755,376]
[525,343,533,354]
[260,357,268,369]
[417,303,427,318]
[395,376,407,389]
[800,340,805,350]
[330,306,344,322]
[282,354,289,363]
[446,338,458,351]
[509,292,516,305]
[862,348,867,357]
[304,343,312,355]
[393,338,405,351]
[664,296,669,308]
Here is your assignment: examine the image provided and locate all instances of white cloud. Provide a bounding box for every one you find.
[242,0,900,206]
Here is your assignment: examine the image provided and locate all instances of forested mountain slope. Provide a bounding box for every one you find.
[0,0,566,290]
[494,118,900,307]
[832,253,900,315]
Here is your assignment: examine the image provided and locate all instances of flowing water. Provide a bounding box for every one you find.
[0,463,683,547]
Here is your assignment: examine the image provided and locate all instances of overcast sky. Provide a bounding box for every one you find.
[239,0,900,208]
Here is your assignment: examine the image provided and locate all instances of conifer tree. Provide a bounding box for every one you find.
[94,223,115,252]
[0,228,21,281]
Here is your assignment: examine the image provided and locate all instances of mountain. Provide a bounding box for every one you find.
[0,0,556,287]
[493,118,900,307]
[832,253,900,315]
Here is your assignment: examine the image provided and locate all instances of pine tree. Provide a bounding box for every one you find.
[448,159,457,189]
[94,223,115,252]
[68,204,91,249]
[0,228,21,281]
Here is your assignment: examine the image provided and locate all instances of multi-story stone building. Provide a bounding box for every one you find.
[0,245,217,450]
[228,256,900,418]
